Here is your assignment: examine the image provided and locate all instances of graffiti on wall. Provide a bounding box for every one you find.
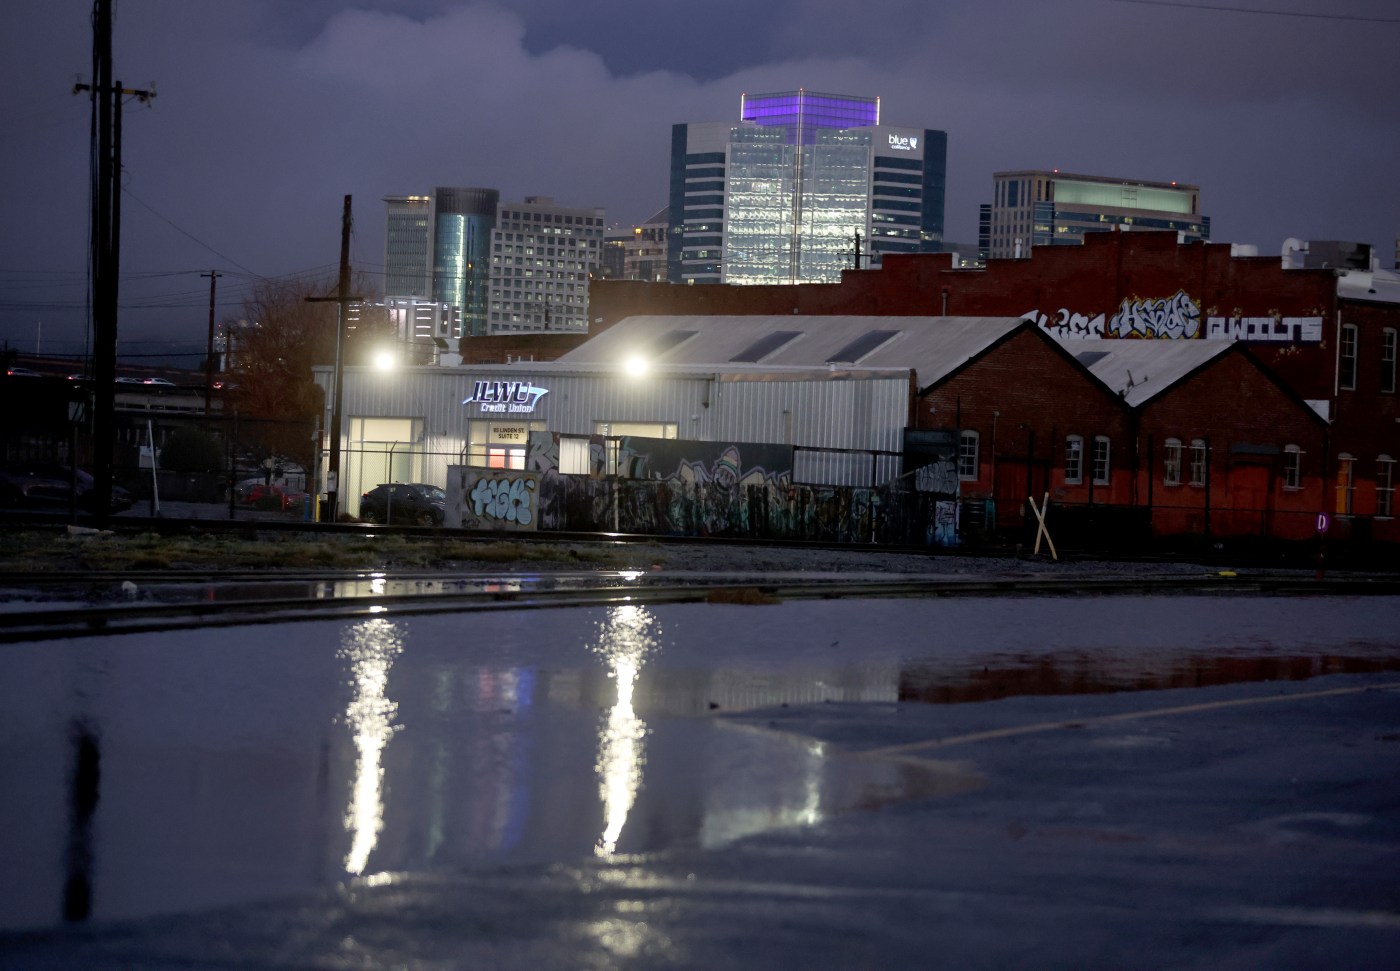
[1204,316,1323,342]
[1023,307,1107,338]
[620,437,793,485]
[1026,290,1202,339]
[913,457,958,495]
[1108,290,1201,339]
[448,468,541,530]
[932,499,958,546]
[1028,292,1324,343]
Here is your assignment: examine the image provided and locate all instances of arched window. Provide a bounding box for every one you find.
[1382,329,1397,395]
[1064,435,1084,484]
[1283,445,1302,491]
[1339,324,1358,391]
[1189,439,1207,487]
[1092,436,1111,486]
[1379,455,1395,518]
[958,430,980,481]
[1336,453,1356,516]
[1163,438,1182,487]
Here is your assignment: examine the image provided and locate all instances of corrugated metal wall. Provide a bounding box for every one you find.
[321,365,910,491]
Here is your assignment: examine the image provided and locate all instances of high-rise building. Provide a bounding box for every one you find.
[383,195,434,300]
[980,170,1207,261]
[486,196,605,334]
[602,207,670,283]
[433,187,499,337]
[667,90,948,285]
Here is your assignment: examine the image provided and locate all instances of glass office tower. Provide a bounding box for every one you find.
[981,171,1207,260]
[383,195,434,299]
[668,90,947,285]
[433,187,498,337]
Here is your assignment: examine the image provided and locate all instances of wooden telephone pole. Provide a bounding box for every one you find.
[307,196,360,522]
[77,0,154,523]
[202,270,220,414]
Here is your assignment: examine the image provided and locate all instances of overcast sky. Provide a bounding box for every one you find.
[1,0,1397,364]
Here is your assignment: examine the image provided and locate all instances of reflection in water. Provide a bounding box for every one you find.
[899,652,1400,705]
[464,667,535,853]
[592,605,659,857]
[63,720,102,923]
[339,618,404,875]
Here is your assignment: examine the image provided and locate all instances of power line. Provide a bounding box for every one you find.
[1112,0,1400,23]
[120,186,267,277]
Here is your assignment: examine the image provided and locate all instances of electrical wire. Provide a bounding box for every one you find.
[120,187,268,277]
[1112,0,1400,24]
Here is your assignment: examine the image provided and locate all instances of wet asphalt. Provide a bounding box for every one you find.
[0,580,1397,969]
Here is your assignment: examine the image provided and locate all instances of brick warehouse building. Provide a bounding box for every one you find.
[586,231,1399,548]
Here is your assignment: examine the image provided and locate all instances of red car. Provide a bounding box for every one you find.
[242,484,294,511]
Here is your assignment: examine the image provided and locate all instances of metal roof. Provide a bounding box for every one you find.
[1069,339,1234,407]
[1337,265,1400,305]
[559,315,1027,386]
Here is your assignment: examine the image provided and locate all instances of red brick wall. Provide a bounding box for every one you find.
[1135,349,1329,541]
[917,327,1134,521]
[586,234,1400,546]
[457,332,591,364]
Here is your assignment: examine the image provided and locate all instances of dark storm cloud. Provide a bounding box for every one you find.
[1,0,1396,357]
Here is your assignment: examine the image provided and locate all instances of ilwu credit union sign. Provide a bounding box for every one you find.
[462,380,550,414]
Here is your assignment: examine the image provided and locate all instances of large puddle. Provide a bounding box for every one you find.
[1,594,1397,933]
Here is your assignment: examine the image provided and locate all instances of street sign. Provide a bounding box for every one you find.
[1316,512,1330,533]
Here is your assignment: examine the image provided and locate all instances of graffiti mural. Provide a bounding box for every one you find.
[447,468,541,530]
[932,499,959,546]
[1205,316,1323,342]
[504,433,965,545]
[617,437,793,485]
[1106,290,1201,339]
[913,457,958,495]
[1022,308,1107,338]
[1028,294,1324,344]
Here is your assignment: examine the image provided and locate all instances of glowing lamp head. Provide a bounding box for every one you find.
[373,350,395,371]
[624,355,648,378]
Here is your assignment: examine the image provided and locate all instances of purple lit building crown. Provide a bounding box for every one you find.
[740,89,880,144]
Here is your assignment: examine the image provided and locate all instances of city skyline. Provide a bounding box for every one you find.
[1,0,1397,361]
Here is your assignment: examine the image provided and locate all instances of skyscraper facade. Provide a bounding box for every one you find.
[433,187,499,337]
[486,196,605,334]
[601,208,670,283]
[980,170,1207,260]
[668,90,948,285]
[383,195,434,300]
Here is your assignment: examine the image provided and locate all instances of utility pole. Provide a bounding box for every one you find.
[76,0,154,525]
[306,196,361,522]
[202,270,220,414]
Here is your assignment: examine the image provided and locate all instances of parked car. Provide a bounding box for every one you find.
[0,464,134,513]
[242,483,295,511]
[359,483,447,525]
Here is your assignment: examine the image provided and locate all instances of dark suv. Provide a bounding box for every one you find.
[359,483,447,525]
[0,464,134,513]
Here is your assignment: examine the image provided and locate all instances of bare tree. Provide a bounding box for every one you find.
[223,272,395,473]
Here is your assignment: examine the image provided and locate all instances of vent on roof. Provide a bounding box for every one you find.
[648,329,698,357]
[730,330,801,363]
[826,329,900,364]
[1076,350,1110,367]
